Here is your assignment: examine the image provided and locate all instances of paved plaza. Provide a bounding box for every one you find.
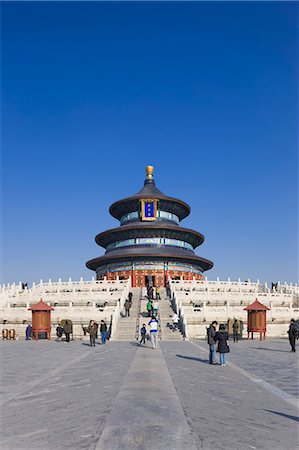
[0,338,298,450]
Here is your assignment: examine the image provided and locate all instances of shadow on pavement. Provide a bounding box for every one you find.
[248,347,289,353]
[263,409,299,422]
[176,354,209,364]
[130,342,152,349]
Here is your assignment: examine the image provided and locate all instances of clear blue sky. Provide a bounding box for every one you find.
[1,2,298,285]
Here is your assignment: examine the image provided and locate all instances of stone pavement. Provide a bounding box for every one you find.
[0,338,298,450]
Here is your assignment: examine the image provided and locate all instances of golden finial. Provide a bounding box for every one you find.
[146,165,154,179]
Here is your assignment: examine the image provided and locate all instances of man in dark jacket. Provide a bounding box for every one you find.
[25,324,32,340]
[288,319,297,352]
[124,299,131,317]
[63,321,71,342]
[88,320,97,347]
[233,319,239,343]
[207,321,218,364]
[56,325,63,341]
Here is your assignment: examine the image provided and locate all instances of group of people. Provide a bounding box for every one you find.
[139,285,161,348]
[56,319,108,346]
[146,298,160,317]
[207,321,230,366]
[146,285,160,300]
[87,320,108,347]
[56,320,72,342]
[207,318,298,365]
[139,316,159,349]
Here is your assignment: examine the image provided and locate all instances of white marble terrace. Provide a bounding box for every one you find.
[0,277,130,339]
[170,277,299,339]
[1,276,298,339]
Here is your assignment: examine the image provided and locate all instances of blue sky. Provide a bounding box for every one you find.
[1,2,298,285]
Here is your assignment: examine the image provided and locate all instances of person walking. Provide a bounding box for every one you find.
[100,320,107,344]
[288,319,298,352]
[148,316,159,349]
[207,321,218,364]
[88,320,97,347]
[232,319,239,343]
[124,298,131,317]
[25,324,32,340]
[172,313,179,332]
[146,299,153,317]
[128,292,133,304]
[140,323,147,346]
[148,285,154,300]
[156,286,160,300]
[215,324,230,366]
[63,320,71,342]
[56,325,63,341]
[152,299,159,318]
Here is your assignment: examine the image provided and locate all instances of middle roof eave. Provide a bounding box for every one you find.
[95,224,204,249]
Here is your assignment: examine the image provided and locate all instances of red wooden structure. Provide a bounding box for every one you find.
[244,298,270,340]
[28,299,54,340]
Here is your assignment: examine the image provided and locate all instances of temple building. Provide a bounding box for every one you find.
[86,166,213,287]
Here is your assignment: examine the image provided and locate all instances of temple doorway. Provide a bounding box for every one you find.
[145,275,155,288]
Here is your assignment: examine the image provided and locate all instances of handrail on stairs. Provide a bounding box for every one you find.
[135,289,142,341]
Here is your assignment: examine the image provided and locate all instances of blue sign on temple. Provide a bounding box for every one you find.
[145,201,154,218]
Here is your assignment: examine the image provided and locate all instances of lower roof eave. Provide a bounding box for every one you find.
[86,254,213,272]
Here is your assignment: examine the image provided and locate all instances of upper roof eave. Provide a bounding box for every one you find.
[109,194,191,221]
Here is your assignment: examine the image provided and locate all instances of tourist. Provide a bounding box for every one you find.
[140,323,147,346]
[146,299,153,317]
[63,320,71,342]
[88,320,97,347]
[147,285,154,300]
[215,324,230,366]
[166,282,171,298]
[288,319,298,352]
[233,319,239,343]
[56,325,63,341]
[124,298,131,317]
[207,320,218,364]
[100,320,107,344]
[25,323,32,340]
[152,299,159,317]
[148,316,159,349]
[172,313,179,332]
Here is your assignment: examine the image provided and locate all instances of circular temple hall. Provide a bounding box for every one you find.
[86,166,213,287]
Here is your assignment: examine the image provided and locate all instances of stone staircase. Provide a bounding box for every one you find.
[139,288,184,341]
[113,288,141,341]
[113,287,184,341]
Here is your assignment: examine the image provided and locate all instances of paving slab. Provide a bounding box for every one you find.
[0,341,137,450]
[0,338,298,450]
[95,344,197,450]
[161,340,299,450]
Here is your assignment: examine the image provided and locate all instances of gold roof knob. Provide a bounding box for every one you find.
[146,165,154,179]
